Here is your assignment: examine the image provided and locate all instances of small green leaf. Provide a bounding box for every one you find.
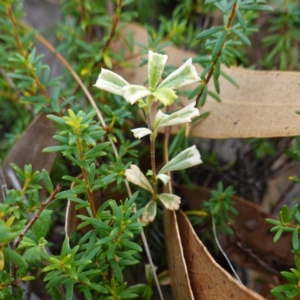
[235,9,246,31]
[50,86,61,113]
[295,255,300,271]
[213,73,220,94]
[289,205,299,222]
[90,283,107,293]
[212,30,228,58]
[266,218,281,226]
[110,260,123,283]
[42,169,54,194]
[200,85,208,106]
[103,52,112,69]
[282,205,289,223]
[232,29,251,46]
[239,4,273,12]
[220,70,239,88]
[208,91,221,102]
[120,239,142,252]
[274,227,284,243]
[43,145,70,153]
[47,114,66,125]
[196,26,224,40]
[188,84,204,100]
[200,62,213,79]
[292,229,299,250]
[32,210,53,240]
[107,242,117,260]
[3,247,27,268]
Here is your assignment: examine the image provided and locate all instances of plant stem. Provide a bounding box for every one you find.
[7,6,23,55]
[14,184,63,248]
[146,112,158,201]
[30,71,50,101]
[195,0,238,106]
[76,137,97,217]
[7,6,51,103]
[11,185,62,297]
[102,0,123,54]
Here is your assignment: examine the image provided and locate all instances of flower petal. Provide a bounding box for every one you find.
[152,88,177,107]
[131,128,152,139]
[158,193,181,210]
[148,50,168,91]
[154,102,199,132]
[157,58,200,90]
[125,164,154,194]
[158,145,202,175]
[94,68,129,96]
[122,85,151,104]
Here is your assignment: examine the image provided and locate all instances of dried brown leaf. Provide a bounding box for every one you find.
[177,209,267,300]
[164,209,194,300]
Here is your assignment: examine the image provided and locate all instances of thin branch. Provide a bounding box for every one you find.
[7,7,51,103]
[102,0,123,54]
[228,222,280,275]
[211,211,243,284]
[14,184,62,248]
[77,138,96,217]
[7,7,23,54]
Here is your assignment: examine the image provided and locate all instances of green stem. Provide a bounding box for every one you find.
[102,0,123,54]
[7,6,51,103]
[146,112,158,201]
[7,6,23,55]
[77,137,97,217]
[195,0,238,106]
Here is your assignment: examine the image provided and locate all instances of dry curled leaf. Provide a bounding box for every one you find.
[164,209,194,300]
[177,209,267,300]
